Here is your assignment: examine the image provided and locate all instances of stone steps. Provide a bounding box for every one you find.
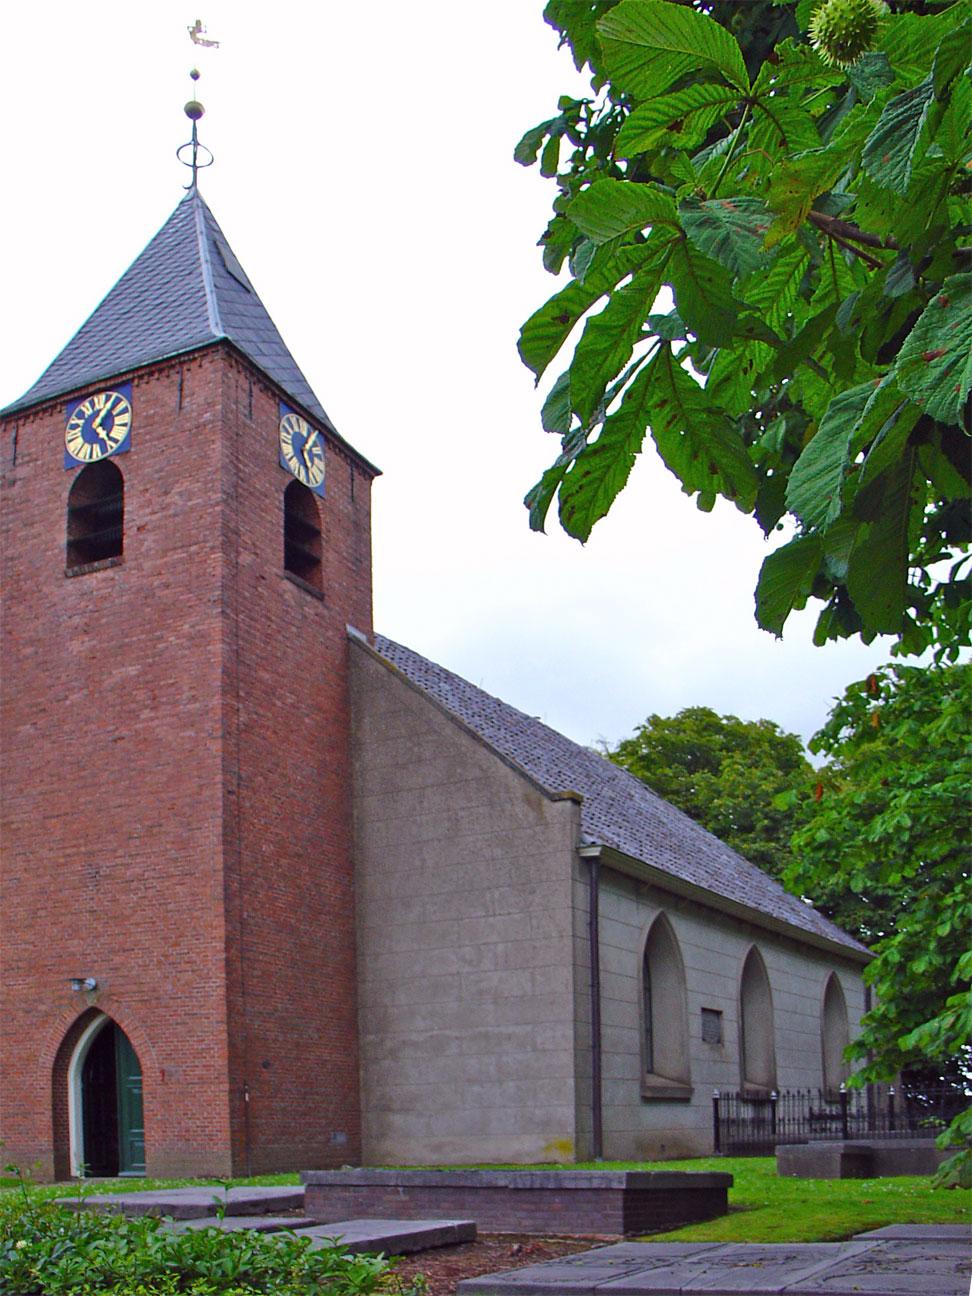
[56,1185,476,1255]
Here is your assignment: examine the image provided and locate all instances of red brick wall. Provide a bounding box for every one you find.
[217,352,371,1173]
[0,344,372,1177]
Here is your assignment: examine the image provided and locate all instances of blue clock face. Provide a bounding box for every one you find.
[279,412,325,492]
[65,390,132,465]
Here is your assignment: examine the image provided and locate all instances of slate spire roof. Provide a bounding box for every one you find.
[4,190,335,430]
[371,634,868,958]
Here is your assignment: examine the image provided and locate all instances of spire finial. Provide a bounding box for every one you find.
[177,21,218,190]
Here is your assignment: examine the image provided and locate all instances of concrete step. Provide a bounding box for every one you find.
[172,1214,317,1233]
[292,1217,477,1255]
[57,1184,305,1220]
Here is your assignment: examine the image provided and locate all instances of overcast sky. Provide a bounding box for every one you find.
[2,2,895,750]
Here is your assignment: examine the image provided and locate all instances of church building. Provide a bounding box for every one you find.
[0,184,869,1180]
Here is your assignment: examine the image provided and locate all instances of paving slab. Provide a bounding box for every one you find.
[457,1239,972,1296]
[56,1185,304,1219]
[602,1243,875,1294]
[456,1242,724,1294]
[292,1217,476,1256]
[170,1214,316,1233]
[786,1240,971,1294]
[853,1224,971,1242]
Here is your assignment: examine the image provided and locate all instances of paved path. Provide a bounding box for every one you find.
[457,1227,971,1295]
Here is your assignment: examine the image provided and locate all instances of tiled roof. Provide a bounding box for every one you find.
[4,190,334,428]
[373,634,867,956]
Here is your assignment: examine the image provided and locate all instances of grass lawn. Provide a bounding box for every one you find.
[568,1157,969,1244]
[2,1157,967,1245]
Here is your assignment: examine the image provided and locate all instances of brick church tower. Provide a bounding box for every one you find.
[0,188,377,1177]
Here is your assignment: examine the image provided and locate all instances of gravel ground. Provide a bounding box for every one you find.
[387,1232,613,1295]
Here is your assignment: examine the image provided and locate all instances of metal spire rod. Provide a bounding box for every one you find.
[177,69,214,190]
[177,20,219,189]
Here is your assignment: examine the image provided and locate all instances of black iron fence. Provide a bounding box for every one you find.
[712,1085,966,1155]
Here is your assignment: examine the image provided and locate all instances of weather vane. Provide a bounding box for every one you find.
[177,19,219,189]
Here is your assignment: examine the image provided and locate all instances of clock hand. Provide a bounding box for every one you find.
[91,397,116,445]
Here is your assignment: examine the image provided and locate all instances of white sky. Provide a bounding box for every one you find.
[1,1,894,750]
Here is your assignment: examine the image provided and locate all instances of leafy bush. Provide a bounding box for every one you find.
[0,1188,423,1296]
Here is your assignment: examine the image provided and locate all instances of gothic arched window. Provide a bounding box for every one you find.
[739,945,776,1092]
[821,972,850,1097]
[66,460,124,570]
[641,913,691,1094]
[283,480,322,589]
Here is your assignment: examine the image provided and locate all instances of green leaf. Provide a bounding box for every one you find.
[668,239,739,348]
[645,311,686,342]
[646,347,759,511]
[857,388,920,487]
[525,426,588,532]
[518,242,661,378]
[615,83,741,157]
[785,382,874,529]
[883,254,916,300]
[558,366,654,541]
[847,450,917,633]
[568,178,680,244]
[755,535,823,637]
[541,371,572,434]
[846,52,895,103]
[598,0,750,95]
[540,133,562,177]
[569,262,666,424]
[514,119,555,166]
[932,21,972,99]
[862,75,935,196]
[879,5,971,83]
[765,148,848,243]
[893,274,972,426]
[679,197,775,279]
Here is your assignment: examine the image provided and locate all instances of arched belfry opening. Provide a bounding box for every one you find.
[66,459,124,569]
[283,480,322,588]
[739,946,776,1093]
[62,1013,145,1177]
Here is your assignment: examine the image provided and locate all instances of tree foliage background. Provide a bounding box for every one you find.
[517,0,971,660]
[607,706,812,876]
[786,662,972,1178]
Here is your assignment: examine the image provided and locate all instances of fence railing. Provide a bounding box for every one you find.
[712,1085,965,1155]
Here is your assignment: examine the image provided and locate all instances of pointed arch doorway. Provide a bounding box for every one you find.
[68,1014,145,1177]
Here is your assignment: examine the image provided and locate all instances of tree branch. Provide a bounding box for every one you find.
[809,210,900,251]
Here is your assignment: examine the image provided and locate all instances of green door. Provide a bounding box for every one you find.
[114,1029,145,1176]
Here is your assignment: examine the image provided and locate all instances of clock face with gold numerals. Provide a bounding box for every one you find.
[65,389,132,465]
[279,412,325,491]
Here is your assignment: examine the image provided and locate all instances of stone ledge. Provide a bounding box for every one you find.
[302,1169,731,1191]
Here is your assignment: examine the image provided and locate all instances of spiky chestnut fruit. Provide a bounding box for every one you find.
[809,0,885,67]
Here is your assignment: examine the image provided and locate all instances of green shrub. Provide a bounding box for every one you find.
[0,1193,423,1295]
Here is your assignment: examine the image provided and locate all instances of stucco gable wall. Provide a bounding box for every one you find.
[350,643,581,1165]
[588,869,865,1160]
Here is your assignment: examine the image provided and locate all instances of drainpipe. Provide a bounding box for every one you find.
[586,850,604,1160]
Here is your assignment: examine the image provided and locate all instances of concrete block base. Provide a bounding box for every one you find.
[301,1168,731,1235]
[777,1139,949,1179]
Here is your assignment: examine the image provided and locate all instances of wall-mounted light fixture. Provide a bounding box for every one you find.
[68,977,98,993]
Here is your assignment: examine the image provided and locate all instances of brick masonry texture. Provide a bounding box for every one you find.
[0,344,374,1177]
[302,1169,731,1235]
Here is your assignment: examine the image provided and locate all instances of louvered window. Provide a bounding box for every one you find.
[283,480,322,589]
[66,461,124,570]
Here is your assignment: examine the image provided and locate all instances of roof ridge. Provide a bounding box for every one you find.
[190,191,223,338]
